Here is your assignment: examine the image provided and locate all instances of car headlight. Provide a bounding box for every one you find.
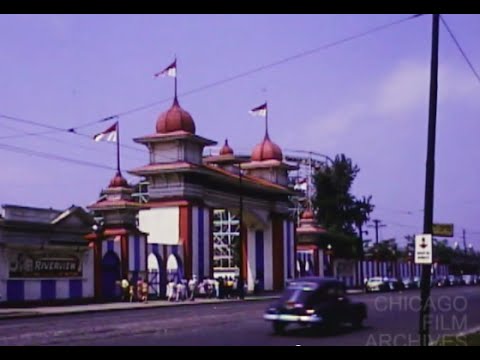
[305,309,315,315]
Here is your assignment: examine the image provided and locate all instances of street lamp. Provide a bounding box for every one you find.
[326,244,333,276]
[238,164,245,299]
[233,158,249,300]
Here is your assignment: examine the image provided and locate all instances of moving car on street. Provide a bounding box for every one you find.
[263,277,367,334]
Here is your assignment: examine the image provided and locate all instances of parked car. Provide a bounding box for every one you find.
[402,277,418,289]
[432,276,448,287]
[386,278,405,291]
[263,277,367,334]
[462,275,475,286]
[473,275,479,285]
[365,277,389,292]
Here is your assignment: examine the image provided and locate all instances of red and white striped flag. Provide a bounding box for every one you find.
[154,60,177,78]
[294,178,308,192]
[249,102,267,117]
[93,122,118,142]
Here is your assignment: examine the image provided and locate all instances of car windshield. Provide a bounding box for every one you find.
[279,281,320,303]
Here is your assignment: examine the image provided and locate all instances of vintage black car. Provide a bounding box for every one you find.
[264,277,367,334]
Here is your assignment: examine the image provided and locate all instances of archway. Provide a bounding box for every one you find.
[296,259,304,277]
[166,254,183,282]
[101,251,121,300]
[305,258,314,276]
[147,252,165,298]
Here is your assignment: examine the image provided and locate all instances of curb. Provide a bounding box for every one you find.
[455,325,480,338]
[429,325,480,346]
[0,296,279,321]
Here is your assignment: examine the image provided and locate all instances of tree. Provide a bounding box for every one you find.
[312,154,375,258]
[366,239,400,262]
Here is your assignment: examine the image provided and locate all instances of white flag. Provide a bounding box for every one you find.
[93,122,118,142]
[249,102,267,117]
[154,60,177,78]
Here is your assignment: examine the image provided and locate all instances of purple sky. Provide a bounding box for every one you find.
[1,14,479,249]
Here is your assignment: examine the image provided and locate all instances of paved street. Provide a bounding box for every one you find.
[0,287,478,346]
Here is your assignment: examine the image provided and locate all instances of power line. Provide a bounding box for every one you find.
[0,129,59,140]
[387,222,420,229]
[5,14,425,136]
[0,113,147,155]
[0,143,115,171]
[440,15,480,84]
[0,121,144,161]
[374,206,420,215]
[0,112,195,165]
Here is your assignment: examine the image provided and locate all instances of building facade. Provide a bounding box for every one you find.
[0,205,95,304]
[128,95,297,293]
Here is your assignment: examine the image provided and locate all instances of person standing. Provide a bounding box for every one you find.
[141,279,149,303]
[121,278,129,302]
[188,275,198,301]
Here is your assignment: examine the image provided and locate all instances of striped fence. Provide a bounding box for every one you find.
[296,250,450,288]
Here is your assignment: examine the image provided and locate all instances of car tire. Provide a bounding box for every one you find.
[352,316,364,329]
[272,321,286,335]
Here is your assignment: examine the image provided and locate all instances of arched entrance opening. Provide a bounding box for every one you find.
[147,252,165,298]
[166,254,183,282]
[305,258,314,276]
[101,251,121,300]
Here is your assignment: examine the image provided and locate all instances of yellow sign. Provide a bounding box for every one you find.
[432,223,454,237]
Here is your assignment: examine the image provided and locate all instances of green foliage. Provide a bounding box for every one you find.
[312,154,374,258]
[365,239,400,261]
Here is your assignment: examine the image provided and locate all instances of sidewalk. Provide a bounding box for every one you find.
[0,289,364,321]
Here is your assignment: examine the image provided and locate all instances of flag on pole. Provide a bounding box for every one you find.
[294,178,308,192]
[249,102,267,117]
[154,60,177,78]
[93,122,118,142]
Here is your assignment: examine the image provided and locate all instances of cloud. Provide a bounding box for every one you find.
[376,60,478,117]
[375,60,429,116]
[301,58,479,147]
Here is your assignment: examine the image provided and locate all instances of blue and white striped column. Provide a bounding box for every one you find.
[283,220,295,281]
[191,206,211,280]
[128,234,147,275]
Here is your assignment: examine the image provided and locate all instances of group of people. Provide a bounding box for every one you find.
[119,277,148,303]
[165,275,247,302]
[117,274,256,303]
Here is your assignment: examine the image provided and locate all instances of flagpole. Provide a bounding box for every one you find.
[265,101,269,138]
[174,56,178,101]
[116,122,121,174]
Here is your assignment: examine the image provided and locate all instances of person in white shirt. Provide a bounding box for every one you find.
[188,275,198,301]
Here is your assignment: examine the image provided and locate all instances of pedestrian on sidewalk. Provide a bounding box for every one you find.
[121,278,130,302]
[188,275,198,301]
[141,279,148,303]
[136,277,144,302]
[129,283,135,302]
[167,280,176,301]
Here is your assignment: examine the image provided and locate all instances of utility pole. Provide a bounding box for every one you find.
[358,223,364,287]
[368,219,386,276]
[462,229,467,254]
[370,219,386,245]
[419,13,440,347]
